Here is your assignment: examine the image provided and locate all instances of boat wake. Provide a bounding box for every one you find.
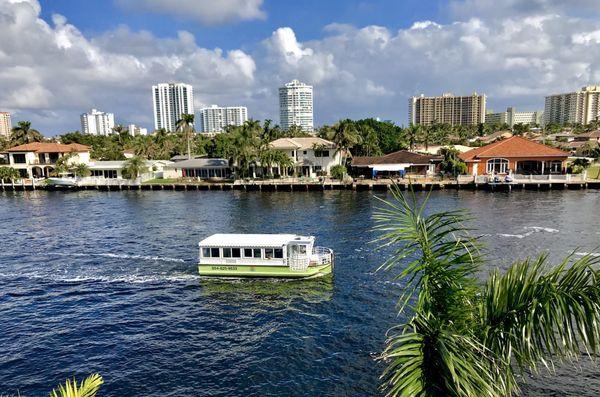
[574,252,600,258]
[0,271,200,284]
[49,252,187,263]
[497,226,559,239]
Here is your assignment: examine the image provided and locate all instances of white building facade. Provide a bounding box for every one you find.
[0,112,12,139]
[80,109,115,136]
[199,105,248,134]
[152,83,194,132]
[544,86,600,125]
[485,107,543,127]
[279,80,314,132]
[269,137,341,178]
[127,124,148,136]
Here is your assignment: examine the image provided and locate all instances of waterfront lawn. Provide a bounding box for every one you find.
[588,165,600,179]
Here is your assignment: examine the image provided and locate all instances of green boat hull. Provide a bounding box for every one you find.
[198,263,333,279]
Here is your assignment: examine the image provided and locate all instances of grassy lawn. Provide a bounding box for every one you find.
[588,165,600,179]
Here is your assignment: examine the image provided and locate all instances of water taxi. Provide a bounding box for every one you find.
[198,234,334,279]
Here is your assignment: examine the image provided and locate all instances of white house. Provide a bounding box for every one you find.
[270,137,342,177]
[7,142,91,178]
[87,160,172,181]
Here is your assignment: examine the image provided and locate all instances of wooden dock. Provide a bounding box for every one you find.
[2,179,600,192]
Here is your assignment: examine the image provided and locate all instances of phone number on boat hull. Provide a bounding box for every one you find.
[210,266,238,271]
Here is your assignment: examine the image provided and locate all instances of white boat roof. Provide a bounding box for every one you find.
[199,234,314,248]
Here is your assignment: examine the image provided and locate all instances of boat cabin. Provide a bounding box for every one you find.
[199,234,315,267]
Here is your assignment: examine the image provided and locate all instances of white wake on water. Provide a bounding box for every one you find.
[50,252,187,263]
[497,226,559,239]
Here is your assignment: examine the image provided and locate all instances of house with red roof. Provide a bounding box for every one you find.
[459,136,569,176]
[7,142,91,178]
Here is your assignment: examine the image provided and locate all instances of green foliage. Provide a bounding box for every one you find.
[375,187,600,397]
[121,156,148,180]
[0,166,21,181]
[176,113,195,159]
[10,121,43,146]
[50,373,103,397]
[439,147,467,176]
[330,164,346,180]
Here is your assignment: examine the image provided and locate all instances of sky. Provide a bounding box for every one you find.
[1,0,600,135]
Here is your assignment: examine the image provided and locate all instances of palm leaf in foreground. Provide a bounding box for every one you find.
[50,373,103,397]
[375,184,600,397]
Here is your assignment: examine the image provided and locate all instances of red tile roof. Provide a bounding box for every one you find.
[459,136,568,162]
[8,142,90,153]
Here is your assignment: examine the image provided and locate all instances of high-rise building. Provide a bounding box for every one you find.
[279,79,314,132]
[152,83,194,132]
[544,86,600,125]
[80,109,115,136]
[408,92,486,126]
[127,124,148,136]
[485,107,543,127]
[0,112,12,139]
[199,105,248,134]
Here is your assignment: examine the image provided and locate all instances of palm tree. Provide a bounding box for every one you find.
[258,144,279,177]
[0,167,20,181]
[405,124,421,151]
[10,121,43,145]
[359,125,379,156]
[72,163,91,178]
[375,187,600,397]
[332,119,361,165]
[176,114,195,159]
[50,373,103,397]
[273,150,294,177]
[121,156,148,180]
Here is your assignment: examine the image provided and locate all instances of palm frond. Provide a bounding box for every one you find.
[481,252,600,374]
[374,185,483,326]
[380,313,509,397]
[49,374,103,397]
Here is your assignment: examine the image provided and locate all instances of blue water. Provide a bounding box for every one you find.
[0,190,599,396]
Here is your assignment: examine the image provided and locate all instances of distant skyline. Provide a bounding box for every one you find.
[0,0,599,134]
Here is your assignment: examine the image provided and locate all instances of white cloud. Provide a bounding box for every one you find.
[115,0,266,25]
[1,0,600,133]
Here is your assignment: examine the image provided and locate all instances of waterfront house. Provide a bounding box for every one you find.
[7,142,91,178]
[88,160,172,180]
[350,150,441,178]
[459,136,569,176]
[163,158,231,179]
[414,144,474,155]
[269,137,342,177]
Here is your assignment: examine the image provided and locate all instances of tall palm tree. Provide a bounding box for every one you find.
[50,374,103,397]
[375,187,600,397]
[332,119,361,165]
[405,123,421,151]
[359,125,379,156]
[273,150,294,177]
[72,163,91,178]
[10,121,43,146]
[176,113,195,160]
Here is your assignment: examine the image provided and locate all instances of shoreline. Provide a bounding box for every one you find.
[2,179,600,192]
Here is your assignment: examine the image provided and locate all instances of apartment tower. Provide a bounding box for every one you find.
[408,92,486,125]
[199,105,248,134]
[279,80,314,132]
[544,86,600,125]
[152,83,194,132]
[80,109,115,136]
[0,112,12,139]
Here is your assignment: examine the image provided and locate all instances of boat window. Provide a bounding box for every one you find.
[274,248,283,258]
[265,248,274,259]
[223,248,232,258]
[244,248,253,258]
[253,248,262,258]
[210,248,220,258]
[299,245,307,254]
[202,248,210,257]
[232,248,241,258]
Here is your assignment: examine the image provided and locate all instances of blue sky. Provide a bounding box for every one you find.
[1,0,599,134]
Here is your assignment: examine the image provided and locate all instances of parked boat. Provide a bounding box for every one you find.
[198,234,334,278]
[46,177,77,187]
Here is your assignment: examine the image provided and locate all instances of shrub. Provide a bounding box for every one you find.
[330,164,346,180]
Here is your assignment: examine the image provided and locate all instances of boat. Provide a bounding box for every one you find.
[46,177,78,187]
[198,234,334,279]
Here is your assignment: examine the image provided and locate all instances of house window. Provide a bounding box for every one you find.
[12,154,26,164]
[315,150,329,158]
[549,161,562,173]
[486,158,509,174]
[303,150,307,155]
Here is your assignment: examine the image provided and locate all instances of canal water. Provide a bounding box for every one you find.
[0,190,599,396]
